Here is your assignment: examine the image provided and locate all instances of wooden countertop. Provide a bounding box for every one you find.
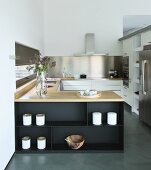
[15,90,124,102]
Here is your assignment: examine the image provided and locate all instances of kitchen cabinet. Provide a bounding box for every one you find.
[61,80,92,91]
[91,80,122,96]
[61,80,122,96]
[141,30,151,46]
[15,91,124,153]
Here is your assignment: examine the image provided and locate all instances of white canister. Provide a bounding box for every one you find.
[92,112,102,125]
[23,114,32,126]
[22,136,31,149]
[36,114,45,126]
[107,112,117,125]
[37,137,46,149]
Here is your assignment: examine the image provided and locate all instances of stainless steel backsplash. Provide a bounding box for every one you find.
[48,55,123,78]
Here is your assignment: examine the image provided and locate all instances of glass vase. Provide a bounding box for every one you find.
[36,71,47,97]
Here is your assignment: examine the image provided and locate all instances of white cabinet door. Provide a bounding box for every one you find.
[122,86,133,106]
[92,80,122,96]
[62,80,91,86]
[141,30,151,46]
[63,85,91,91]
[61,80,92,91]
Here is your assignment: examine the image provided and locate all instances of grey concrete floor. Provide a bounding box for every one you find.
[6,105,151,170]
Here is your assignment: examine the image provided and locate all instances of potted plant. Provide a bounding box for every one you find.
[27,54,56,96]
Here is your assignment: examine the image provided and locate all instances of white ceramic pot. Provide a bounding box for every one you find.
[92,112,102,125]
[37,137,46,149]
[22,136,31,149]
[23,114,32,126]
[107,112,117,125]
[36,114,45,126]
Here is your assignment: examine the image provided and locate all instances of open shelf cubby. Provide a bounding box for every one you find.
[15,101,124,153]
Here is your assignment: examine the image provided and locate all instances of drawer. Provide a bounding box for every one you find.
[62,80,91,86]
[92,80,122,87]
[94,86,121,91]
[63,85,91,91]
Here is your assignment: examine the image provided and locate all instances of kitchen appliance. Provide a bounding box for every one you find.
[108,70,118,78]
[139,46,151,126]
[123,56,129,87]
[74,33,107,56]
[80,74,87,79]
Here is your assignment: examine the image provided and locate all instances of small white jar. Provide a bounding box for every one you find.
[23,114,32,126]
[92,112,102,125]
[107,112,117,125]
[22,136,31,149]
[37,137,46,149]
[36,114,45,126]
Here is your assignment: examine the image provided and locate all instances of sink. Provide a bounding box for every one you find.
[47,81,57,84]
[47,85,54,88]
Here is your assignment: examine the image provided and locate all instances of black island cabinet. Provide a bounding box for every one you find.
[15,101,124,153]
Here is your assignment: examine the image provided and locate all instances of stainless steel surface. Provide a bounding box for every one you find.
[139,49,151,127]
[74,33,107,56]
[48,56,122,78]
[85,33,95,55]
[142,60,148,95]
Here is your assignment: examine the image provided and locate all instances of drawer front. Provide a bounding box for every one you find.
[62,80,91,86]
[92,80,122,87]
[94,86,121,91]
[122,87,133,106]
[63,85,91,91]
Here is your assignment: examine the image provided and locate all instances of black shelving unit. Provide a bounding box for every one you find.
[15,102,124,153]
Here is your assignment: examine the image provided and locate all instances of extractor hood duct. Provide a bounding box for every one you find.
[74,33,107,56]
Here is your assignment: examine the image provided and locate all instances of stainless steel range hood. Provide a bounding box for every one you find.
[74,33,107,56]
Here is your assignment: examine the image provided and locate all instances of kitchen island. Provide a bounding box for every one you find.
[15,87,124,153]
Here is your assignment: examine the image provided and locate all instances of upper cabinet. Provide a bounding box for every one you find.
[141,30,151,46]
[123,38,133,56]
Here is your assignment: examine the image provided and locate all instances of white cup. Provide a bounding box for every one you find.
[107,112,117,125]
[23,114,32,126]
[80,91,84,96]
[89,90,97,96]
[92,112,102,125]
[22,136,31,149]
[37,137,46,149]
[36,114,45,126]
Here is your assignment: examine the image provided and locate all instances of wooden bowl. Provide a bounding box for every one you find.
[65,135,85,150]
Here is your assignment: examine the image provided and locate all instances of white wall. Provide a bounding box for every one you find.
[0,0,43,169]
[43,0,151,56]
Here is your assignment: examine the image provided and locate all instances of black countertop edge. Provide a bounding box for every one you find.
[118,25,151,41]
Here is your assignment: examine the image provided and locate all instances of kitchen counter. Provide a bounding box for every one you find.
[15,77,124,153]
[62,77,123,80]
[15,77,123,102]
[15,90,123,102]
